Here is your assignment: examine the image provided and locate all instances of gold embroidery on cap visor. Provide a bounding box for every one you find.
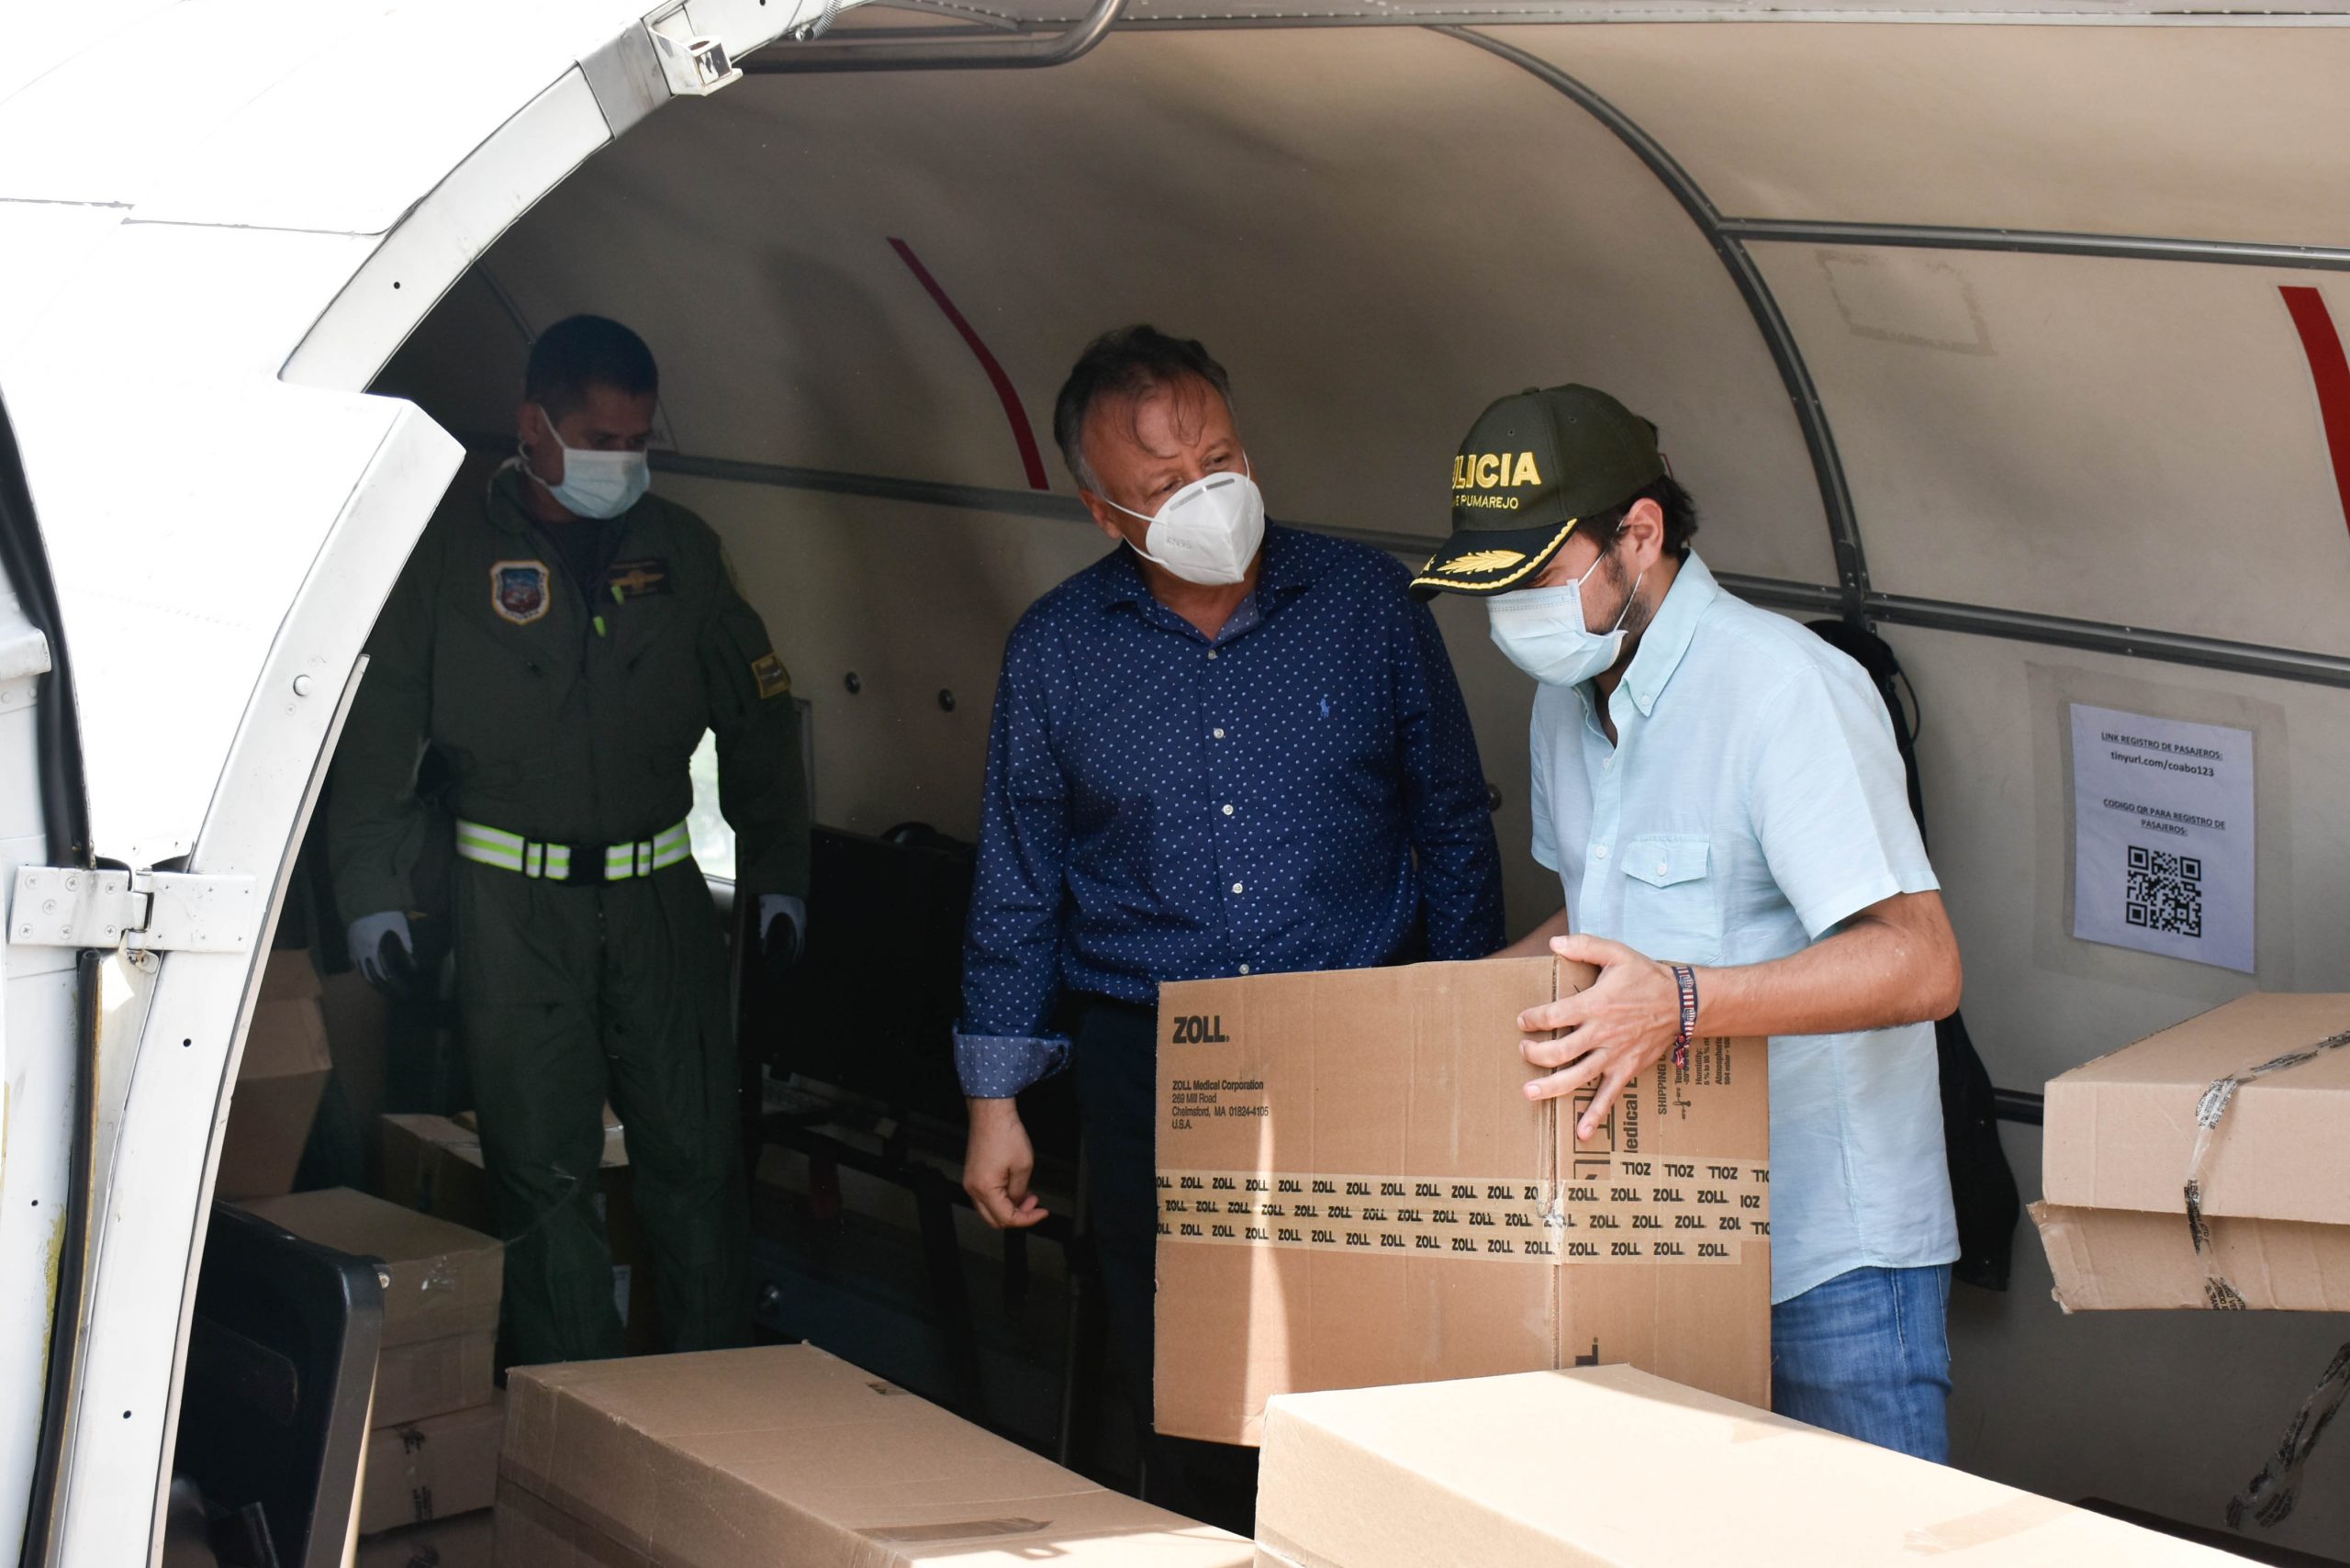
[1444,549,1528,575]
[1411,517,1581,596]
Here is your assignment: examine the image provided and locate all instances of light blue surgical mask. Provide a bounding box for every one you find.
[528,404,650,521]
[1487,550,1644,688]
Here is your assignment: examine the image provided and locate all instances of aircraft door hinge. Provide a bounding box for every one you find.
[644,3,743,95]
[7,866,257,955]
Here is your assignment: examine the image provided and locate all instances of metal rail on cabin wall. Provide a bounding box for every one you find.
[738,0,1125,72]
[1718,218,2350,274]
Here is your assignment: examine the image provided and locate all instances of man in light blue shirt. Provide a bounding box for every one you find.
[1414,384,1964,1460]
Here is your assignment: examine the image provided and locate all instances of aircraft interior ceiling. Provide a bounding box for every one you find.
[372,17,2350,1545]
[400,23,2350,643]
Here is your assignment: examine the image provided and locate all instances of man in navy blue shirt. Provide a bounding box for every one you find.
[957,326,1504,1522]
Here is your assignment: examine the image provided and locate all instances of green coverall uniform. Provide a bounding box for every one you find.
[330,464,809,1363]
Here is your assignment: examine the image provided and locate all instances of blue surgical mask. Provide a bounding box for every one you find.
[1487,551,1644,688]
[528,405,650,521]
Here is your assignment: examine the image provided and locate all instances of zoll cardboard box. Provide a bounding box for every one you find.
[217,949,332,1200]
[239,1187,502,1346]
[1156,958,1770,1447]
[498,1345,1251,1568]
[358,1393,506,1535]
[2034,992,2350,1310]
[1252,1366,2244,1568]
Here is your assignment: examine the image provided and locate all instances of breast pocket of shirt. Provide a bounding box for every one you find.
[1620,834,1720,965]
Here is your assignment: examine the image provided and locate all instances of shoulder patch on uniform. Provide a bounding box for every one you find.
[605,557,673,601]
[752,652,791,700]
[491,559,550,625]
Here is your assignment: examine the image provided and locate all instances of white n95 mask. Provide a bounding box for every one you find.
[1487,551,1643,688]
[530,404,651,521]
[1105,462,1267,586]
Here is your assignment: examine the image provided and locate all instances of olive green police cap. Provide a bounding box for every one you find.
[1410,384,1664,599]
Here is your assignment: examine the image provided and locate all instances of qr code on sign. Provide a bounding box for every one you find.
[2127,845,2203,938]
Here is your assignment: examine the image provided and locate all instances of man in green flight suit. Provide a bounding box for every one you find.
[330,314,809,1362]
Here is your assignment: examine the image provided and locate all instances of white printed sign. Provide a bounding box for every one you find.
[2070,704,2255,972]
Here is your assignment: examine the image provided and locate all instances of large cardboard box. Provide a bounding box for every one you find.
[1155,958,1770,1445]
[498,1345,1250,1568]
[359,1394,506,1535]
[1253,1366,2244,1567]
[356,1510,494,1568]
[380,1112,659,1350]
[238,1187,501,1346]
[217,949,332,1200]
[2033,992,2350,1310]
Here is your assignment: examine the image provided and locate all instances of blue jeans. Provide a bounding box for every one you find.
[1771,1264,1953,1461]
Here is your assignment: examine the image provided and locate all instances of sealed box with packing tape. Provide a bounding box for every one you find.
[2033,992,2350,1311]
[1154,957,1770,1447]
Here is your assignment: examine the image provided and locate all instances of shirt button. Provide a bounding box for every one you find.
[1223,804,1235,816]
[1603,756,1616,771]
[1232,882,1245,894]
[1213,728,1226,740]
[1207,649,1219,661]
[1239,963,1251,976]
[1656,859,1671,876]
[1594,845,1610,860]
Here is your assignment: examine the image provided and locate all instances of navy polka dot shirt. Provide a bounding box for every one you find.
[955,526,1506,1096]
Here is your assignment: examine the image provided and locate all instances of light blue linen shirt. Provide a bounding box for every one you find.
[1527,551,1959,1304]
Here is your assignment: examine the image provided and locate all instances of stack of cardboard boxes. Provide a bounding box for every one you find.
[239,1188,506,1567]
[2032,992,2350,1310]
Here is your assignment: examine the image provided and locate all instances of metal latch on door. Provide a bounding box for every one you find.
[8,866,256,955]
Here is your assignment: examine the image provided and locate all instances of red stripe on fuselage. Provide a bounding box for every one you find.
[890,238,1051,492]
[2281,285,2350,538]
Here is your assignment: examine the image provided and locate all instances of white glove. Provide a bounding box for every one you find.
[348,910,418,1000]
